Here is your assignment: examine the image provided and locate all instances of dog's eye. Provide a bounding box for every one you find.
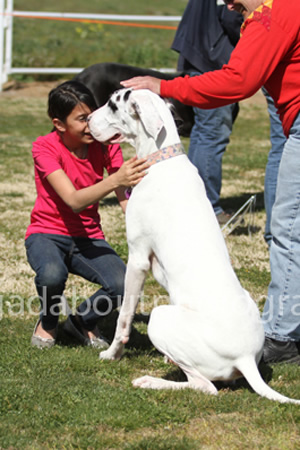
[108,99,118,113]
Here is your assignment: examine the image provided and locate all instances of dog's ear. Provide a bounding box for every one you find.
[129,91,164,141]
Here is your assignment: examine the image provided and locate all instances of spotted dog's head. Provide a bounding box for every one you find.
[88,88,167,148]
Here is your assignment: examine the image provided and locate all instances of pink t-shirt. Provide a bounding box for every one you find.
[25,131,124,239]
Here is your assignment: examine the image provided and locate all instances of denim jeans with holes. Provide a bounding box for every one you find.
[25,233,126,331]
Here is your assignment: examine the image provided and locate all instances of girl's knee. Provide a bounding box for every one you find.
[35,262,67,290]
[110,276,125,298]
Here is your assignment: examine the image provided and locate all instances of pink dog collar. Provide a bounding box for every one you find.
[146,143,185,166]
[125,144,185,199]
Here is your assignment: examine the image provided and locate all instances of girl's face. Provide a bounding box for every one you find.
[53,102,95,149]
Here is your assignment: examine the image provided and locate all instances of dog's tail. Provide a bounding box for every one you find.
[236,357,300,404]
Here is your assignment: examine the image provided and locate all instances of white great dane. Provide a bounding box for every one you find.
[88,88,300,404]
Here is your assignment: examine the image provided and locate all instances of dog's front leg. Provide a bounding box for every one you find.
[100,256,148,360]
[100,291,140,360]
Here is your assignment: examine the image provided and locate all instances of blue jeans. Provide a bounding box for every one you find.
[25,234,126,331]
[188,72,238,215]
[262,112,300,342]
[262,87,286,245]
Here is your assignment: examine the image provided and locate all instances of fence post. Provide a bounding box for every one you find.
[0,0,13,91]
[0,0,5,91]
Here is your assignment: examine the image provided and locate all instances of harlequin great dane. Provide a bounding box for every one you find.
[88,88,300,404]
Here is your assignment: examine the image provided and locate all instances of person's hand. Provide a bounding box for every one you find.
[120,76,161,95]
[114,156,149,187]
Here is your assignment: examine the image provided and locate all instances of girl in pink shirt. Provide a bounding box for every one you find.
[26,80,148,349]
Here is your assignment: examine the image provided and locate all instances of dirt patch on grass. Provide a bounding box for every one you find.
[1,80,65,99]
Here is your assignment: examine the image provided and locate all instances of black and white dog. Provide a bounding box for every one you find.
[74,62,194,137]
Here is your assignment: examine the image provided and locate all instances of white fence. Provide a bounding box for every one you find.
[0,0,182,91]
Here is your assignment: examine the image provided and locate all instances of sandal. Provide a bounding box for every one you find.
[31,319,56,349]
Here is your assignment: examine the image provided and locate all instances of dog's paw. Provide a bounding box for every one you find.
[99,346,123,361]
[132,376,153,388]
[99,349,117,360]
[132,376,166,390]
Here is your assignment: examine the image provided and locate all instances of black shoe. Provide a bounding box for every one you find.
[263,337,300,365]
[64,315,109,349]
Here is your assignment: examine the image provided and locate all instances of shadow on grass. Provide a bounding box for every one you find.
[155,360,274,396]
[229,224,262,236]
[214,361,273,393]
[221,191,264,212]
[56,310,153,351]
[220,191,264,236]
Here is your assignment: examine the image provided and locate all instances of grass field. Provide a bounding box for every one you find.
[10,0,186,80]
[1,1,300,448]
[0,82,299,449]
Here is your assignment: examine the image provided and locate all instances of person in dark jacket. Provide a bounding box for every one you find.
[172,0,243,224]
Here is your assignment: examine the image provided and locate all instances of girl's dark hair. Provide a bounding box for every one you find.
[48,80,98,122]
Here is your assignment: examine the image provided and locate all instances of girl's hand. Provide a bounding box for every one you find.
[120,76,161,95]
[115,156,149,187]
[46,156,149,214]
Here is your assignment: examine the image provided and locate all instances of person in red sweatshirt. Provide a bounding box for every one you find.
[122,0,300,364]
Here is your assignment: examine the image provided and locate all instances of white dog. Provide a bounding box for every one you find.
[88,88,300,404]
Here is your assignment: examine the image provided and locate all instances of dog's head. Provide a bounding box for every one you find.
[88,88,177,151]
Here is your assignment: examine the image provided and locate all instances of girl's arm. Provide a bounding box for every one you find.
[46,156,147,213]
[114,186,128,214]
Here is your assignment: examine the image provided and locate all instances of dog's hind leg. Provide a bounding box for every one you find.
[150,253,168,291]
[100,253,150,360]
[132,373,217,394]
[132,304,218,395]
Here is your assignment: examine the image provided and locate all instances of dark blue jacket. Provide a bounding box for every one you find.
[172,0,243,73]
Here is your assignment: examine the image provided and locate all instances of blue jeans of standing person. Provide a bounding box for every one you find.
[189,104,237,215]
[25,233,126,331]
[188,73,238,215]
[262,112,300,342]
[262,87,286,245]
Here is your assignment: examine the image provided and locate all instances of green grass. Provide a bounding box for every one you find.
[10,0,186,82]
[0,81,299,450]
[0,1,300,447]
[0,318,300,449]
